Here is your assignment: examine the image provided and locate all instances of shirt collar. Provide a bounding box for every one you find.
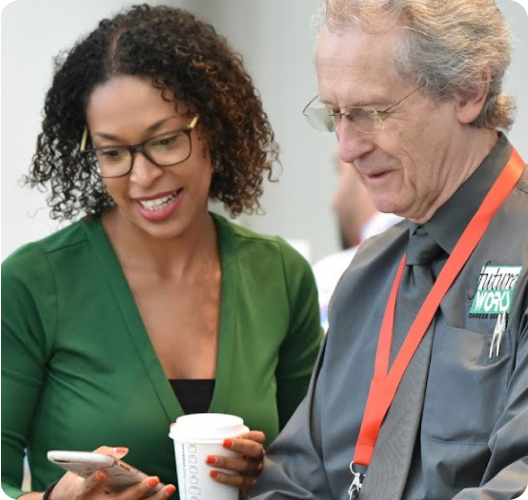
[417,133,513,254]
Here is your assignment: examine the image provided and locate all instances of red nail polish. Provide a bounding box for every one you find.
[148,477,160,488]
[223,438,234,448]
[210,470,219,478]
[96,471,106,481]
[114,447,128,454]
[206,455,217,465]
[166,485,177,496]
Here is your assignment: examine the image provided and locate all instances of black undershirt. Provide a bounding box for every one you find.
[169,379,215,414]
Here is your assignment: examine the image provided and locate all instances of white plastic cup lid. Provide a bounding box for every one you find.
[169,413,248,442]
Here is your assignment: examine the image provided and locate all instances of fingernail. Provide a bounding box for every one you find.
[114,447,129,455]
[210,471,219,478]
[206,455,217,465]
[165,485,177,496]
[148,477,160,488]
[96,471,106,481]
[223,438,234,449]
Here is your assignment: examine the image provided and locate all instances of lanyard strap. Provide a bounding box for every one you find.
[353,148,525,468]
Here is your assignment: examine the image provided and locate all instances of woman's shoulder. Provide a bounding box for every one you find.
[212,212,309,266]
[2,218,95,272]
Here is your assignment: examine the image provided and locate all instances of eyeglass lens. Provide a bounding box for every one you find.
[87,130,192,178]
[304,105,382,133]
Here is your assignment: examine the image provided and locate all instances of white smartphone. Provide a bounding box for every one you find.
[47,450,164,496]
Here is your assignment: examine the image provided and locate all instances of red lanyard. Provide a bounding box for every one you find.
[353,148,525,468]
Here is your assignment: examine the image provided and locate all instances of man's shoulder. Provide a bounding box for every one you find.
[513,164,528,198]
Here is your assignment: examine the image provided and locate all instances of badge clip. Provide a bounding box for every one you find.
[348,462,366,500]
[489,312,508,358]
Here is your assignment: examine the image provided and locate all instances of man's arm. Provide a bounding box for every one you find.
[249,336,333,500]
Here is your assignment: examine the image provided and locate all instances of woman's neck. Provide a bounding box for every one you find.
[101,209,219,279]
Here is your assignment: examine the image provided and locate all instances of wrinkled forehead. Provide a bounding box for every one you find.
[315,25,403,106]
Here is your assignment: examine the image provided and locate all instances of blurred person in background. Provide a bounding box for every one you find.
[313,155,400,330]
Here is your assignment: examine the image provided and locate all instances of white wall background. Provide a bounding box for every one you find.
[1,0,527,262]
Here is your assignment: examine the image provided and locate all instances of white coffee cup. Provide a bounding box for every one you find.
[169,413,249,500]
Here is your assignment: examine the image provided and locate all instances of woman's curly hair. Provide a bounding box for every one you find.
[27,4,279,220]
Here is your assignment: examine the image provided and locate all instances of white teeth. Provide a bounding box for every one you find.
[139,191,178,211]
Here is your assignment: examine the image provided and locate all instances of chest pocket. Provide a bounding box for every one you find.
[422,325,512,444]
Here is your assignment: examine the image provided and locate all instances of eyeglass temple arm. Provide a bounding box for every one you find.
[80,127,89,152]
[303,95,319,115]
[189,114,200,128]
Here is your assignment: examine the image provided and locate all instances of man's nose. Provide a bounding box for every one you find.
[336,120,375,164]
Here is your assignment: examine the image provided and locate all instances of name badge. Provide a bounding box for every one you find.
[470,264,522,315]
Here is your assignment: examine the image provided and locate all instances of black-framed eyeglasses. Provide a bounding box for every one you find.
[79,115,200,178]
[302,84,424,133]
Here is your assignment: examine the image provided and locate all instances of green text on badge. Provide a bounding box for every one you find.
[470,265,522,314]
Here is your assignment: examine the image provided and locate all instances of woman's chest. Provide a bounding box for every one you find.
[129,273,222,379]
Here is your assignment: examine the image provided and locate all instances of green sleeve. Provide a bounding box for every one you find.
[1,245,57,498]
[275,239,324,429]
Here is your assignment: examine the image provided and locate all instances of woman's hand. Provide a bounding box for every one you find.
[205,430,266,499]
[48,446,176,500]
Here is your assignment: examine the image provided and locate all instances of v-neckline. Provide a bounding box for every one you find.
[84,213,237,420]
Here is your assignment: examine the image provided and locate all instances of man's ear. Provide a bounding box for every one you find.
[456,67,491,124]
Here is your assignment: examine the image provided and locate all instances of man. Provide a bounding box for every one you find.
[313,155,400,330]
[249,0,528,499]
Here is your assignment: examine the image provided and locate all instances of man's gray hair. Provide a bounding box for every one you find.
[314,0,515,129]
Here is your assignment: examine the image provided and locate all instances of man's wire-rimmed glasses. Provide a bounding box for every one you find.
[80,114,200,178]
[302,84,424,133]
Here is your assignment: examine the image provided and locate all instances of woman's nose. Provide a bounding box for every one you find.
[128,152,164,187]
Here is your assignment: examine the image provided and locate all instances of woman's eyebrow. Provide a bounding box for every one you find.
[92,116,182,140]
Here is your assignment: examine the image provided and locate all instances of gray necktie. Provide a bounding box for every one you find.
[360,226,444,500]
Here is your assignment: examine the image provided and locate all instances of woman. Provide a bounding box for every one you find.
[1,5,323,499]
